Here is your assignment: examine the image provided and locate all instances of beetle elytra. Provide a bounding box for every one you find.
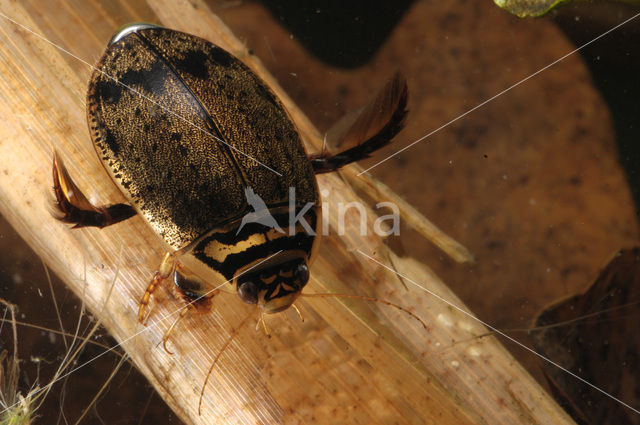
[52,24,408,406]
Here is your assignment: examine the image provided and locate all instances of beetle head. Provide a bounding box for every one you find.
[235,255,310,314]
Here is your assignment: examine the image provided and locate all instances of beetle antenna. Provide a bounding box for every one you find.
[291,304,304,323]
[256,311,272,338]
[300,293,427,331]
[157,306,190,354]
[198,309,256,415]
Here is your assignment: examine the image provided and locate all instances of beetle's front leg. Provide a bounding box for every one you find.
[159,263,217,352]
[138,251,175,324]
[171,263,216,313]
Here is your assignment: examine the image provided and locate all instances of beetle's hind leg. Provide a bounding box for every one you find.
[52,152,136,228]
[310,73,408,174]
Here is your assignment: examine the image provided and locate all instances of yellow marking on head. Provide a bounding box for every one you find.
[260,274,277,285]
[263,291,301,314]
[280,283,295,292]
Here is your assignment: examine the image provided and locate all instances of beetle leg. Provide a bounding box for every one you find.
[138,252,175,324]
[52,152,136,228]
[310,73,408,174]
[158,263,217,348]
[160,306,189,354]
[171,263,216,313]
[138,272,165,324]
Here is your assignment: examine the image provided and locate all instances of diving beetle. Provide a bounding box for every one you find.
[53,23,407,334]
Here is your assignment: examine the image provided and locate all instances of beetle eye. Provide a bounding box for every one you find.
[294,263,309,285]
[237,281,258,304]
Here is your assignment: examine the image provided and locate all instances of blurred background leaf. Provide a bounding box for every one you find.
[494,0,640,17]
[531,248,640,425]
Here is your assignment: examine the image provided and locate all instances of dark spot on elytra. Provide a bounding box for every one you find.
[135,107,141,116]
[104,128,120,155]
[152,142,158,152]
[179,144,188,156]
[174,49,210,80]
[209,46,233,68]
[144,124,150,132]
[170,132,182,142]
[121,60,167,97]
[92,79,123,104]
